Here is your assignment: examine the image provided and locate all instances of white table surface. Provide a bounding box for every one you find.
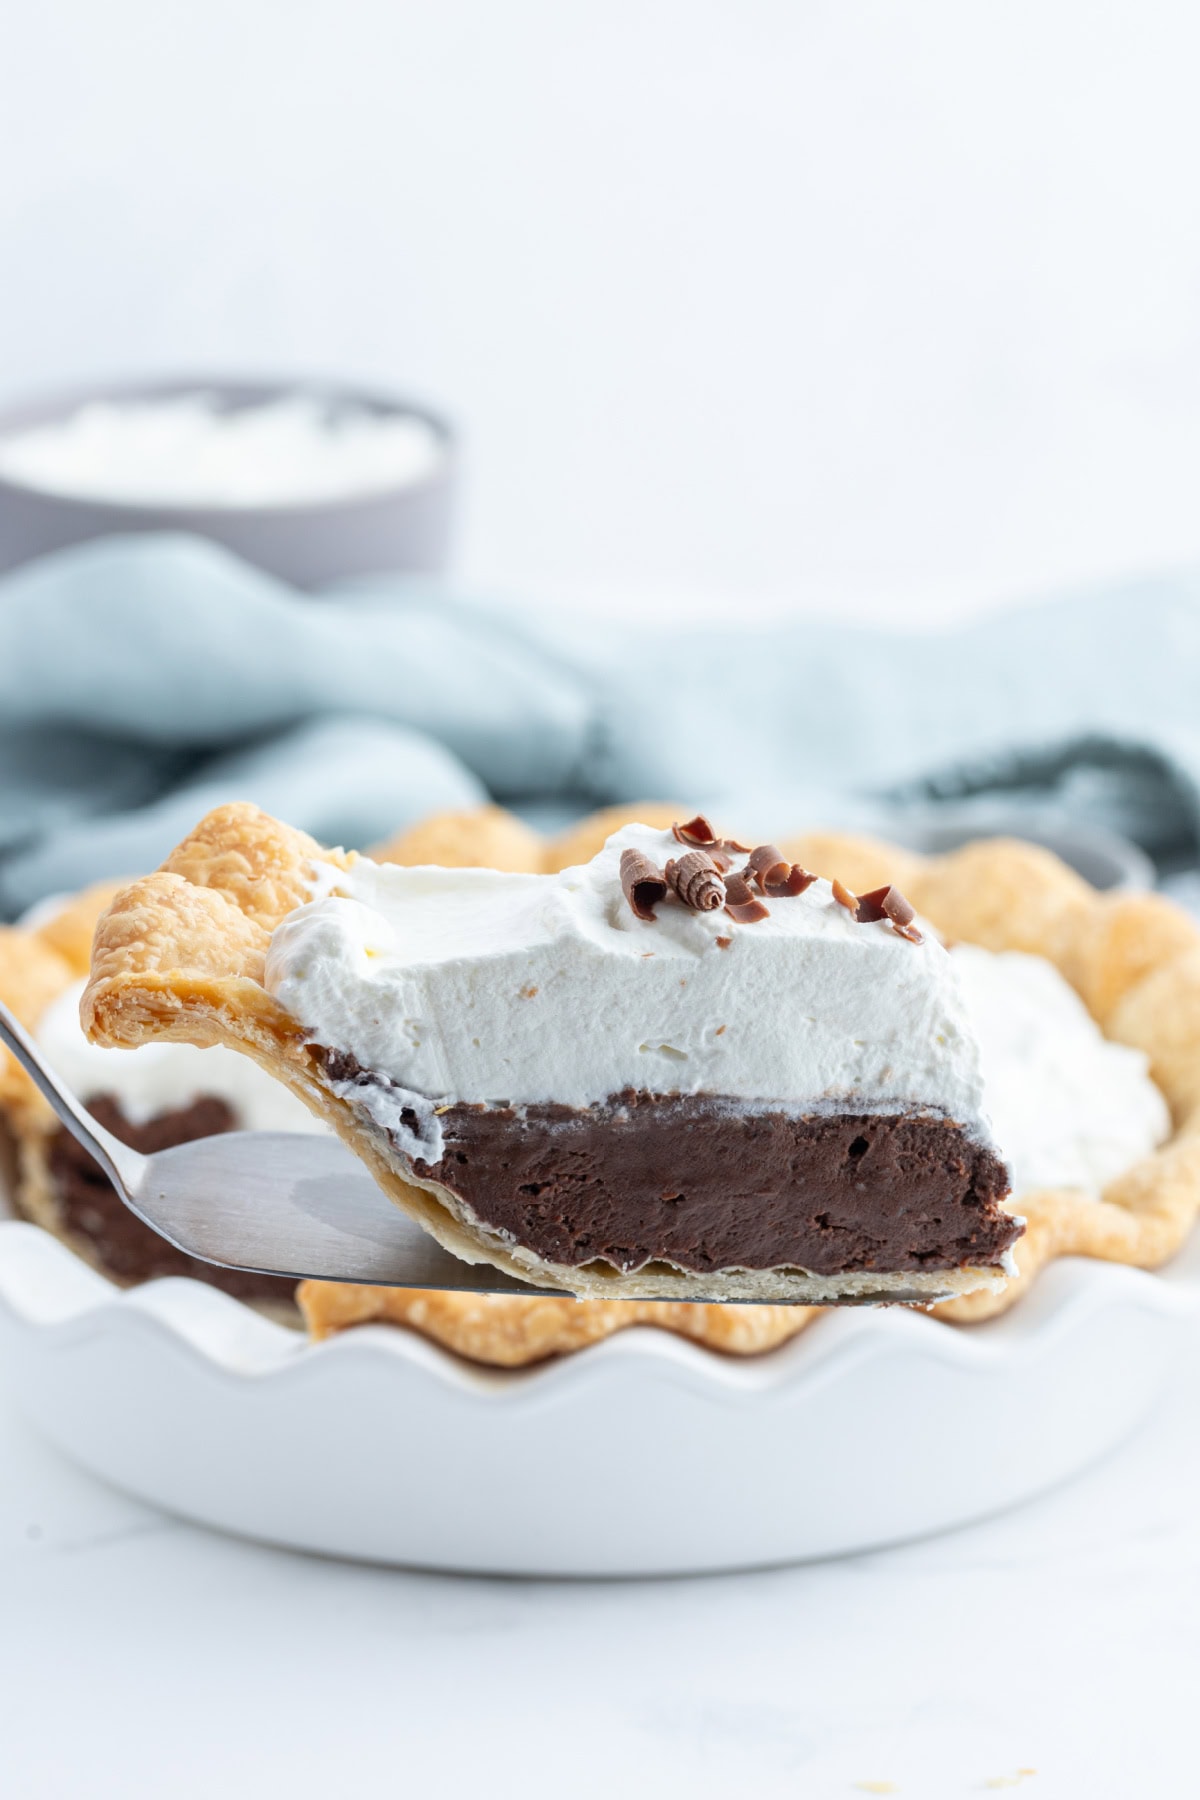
[2,1324,1197,1800]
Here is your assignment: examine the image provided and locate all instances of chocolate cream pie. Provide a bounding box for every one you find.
[81,804,1024,1304]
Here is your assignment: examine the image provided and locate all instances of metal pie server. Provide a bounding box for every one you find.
[0,1000,562,1295]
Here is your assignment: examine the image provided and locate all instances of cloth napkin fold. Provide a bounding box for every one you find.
[2,533,1199,915]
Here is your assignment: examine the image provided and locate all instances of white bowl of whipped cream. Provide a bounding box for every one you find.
[0,377,456,587]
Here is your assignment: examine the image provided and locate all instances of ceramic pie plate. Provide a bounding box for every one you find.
[0,1209,1197,1576]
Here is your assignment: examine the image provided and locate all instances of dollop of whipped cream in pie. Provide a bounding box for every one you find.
[949,945,1169,1197]
[264,825,992,1142]
[38,978,326,1133]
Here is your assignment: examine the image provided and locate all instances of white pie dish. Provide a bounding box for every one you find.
[3,822,1194,1576]
[0,1214,1196,1577]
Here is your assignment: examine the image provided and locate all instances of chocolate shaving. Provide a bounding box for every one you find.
[831,878,858,913]
[715,935,732,949]
[768,864,817,898]
[854,883,914,926]
[672,816,752,860]
[672,815,718,848]
[744,844,818,899]
[853,884,890,923]
[665,850,726,913]
[620,848,668,921]
[723,871,770,924]
[854,883,922,942]
[746,843,788,891]
[727,897,771,924]
[882,888,916,928]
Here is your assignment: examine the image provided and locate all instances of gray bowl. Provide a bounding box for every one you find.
[0,375,457,589]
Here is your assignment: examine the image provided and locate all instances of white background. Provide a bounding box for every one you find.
[4,2,1200,619]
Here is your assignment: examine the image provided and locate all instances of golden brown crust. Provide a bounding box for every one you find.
[0,879,136,1118]
[76,800,1200,1348]
[160,802,337,929]
[1107,945,1200,1124]
[907,837,1094,961]
[33,880,128,977]
[296,1283,818,1363]
[83,804,353,1051]
[1059,891,1200,1027]
[0,928,74,1118]
[371,806,545,874]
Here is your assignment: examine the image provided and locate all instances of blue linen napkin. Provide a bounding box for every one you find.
[2,533,1199,916]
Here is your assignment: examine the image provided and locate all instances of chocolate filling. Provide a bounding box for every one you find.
[46,1095,293,1302]
[320,1053,1018,1277]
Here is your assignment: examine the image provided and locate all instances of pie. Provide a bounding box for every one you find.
[81,803,1023,1305]
[6,800,1194,1368]
[313,805,1200,1352]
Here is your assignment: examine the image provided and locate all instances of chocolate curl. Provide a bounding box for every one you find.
[855,883,924,943]
[672,815,718,848]
[746,844,787,891]
[620,848,668,921]
[831,878,858,913]
[724,871,770,924]
[745,845,818,898]
[665,850,726,912]
[672,816,752,858]
[768,864,817,898]
[853,884,889,922]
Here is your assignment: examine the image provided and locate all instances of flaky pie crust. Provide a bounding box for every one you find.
[0,881,131,1125]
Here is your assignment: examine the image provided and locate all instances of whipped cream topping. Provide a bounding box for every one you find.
[38,979,326,1133]
[949,945,1169,1198]
[264,826,992,1143]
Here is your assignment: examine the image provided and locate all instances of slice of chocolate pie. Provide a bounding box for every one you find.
[81,804,1020,1303]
